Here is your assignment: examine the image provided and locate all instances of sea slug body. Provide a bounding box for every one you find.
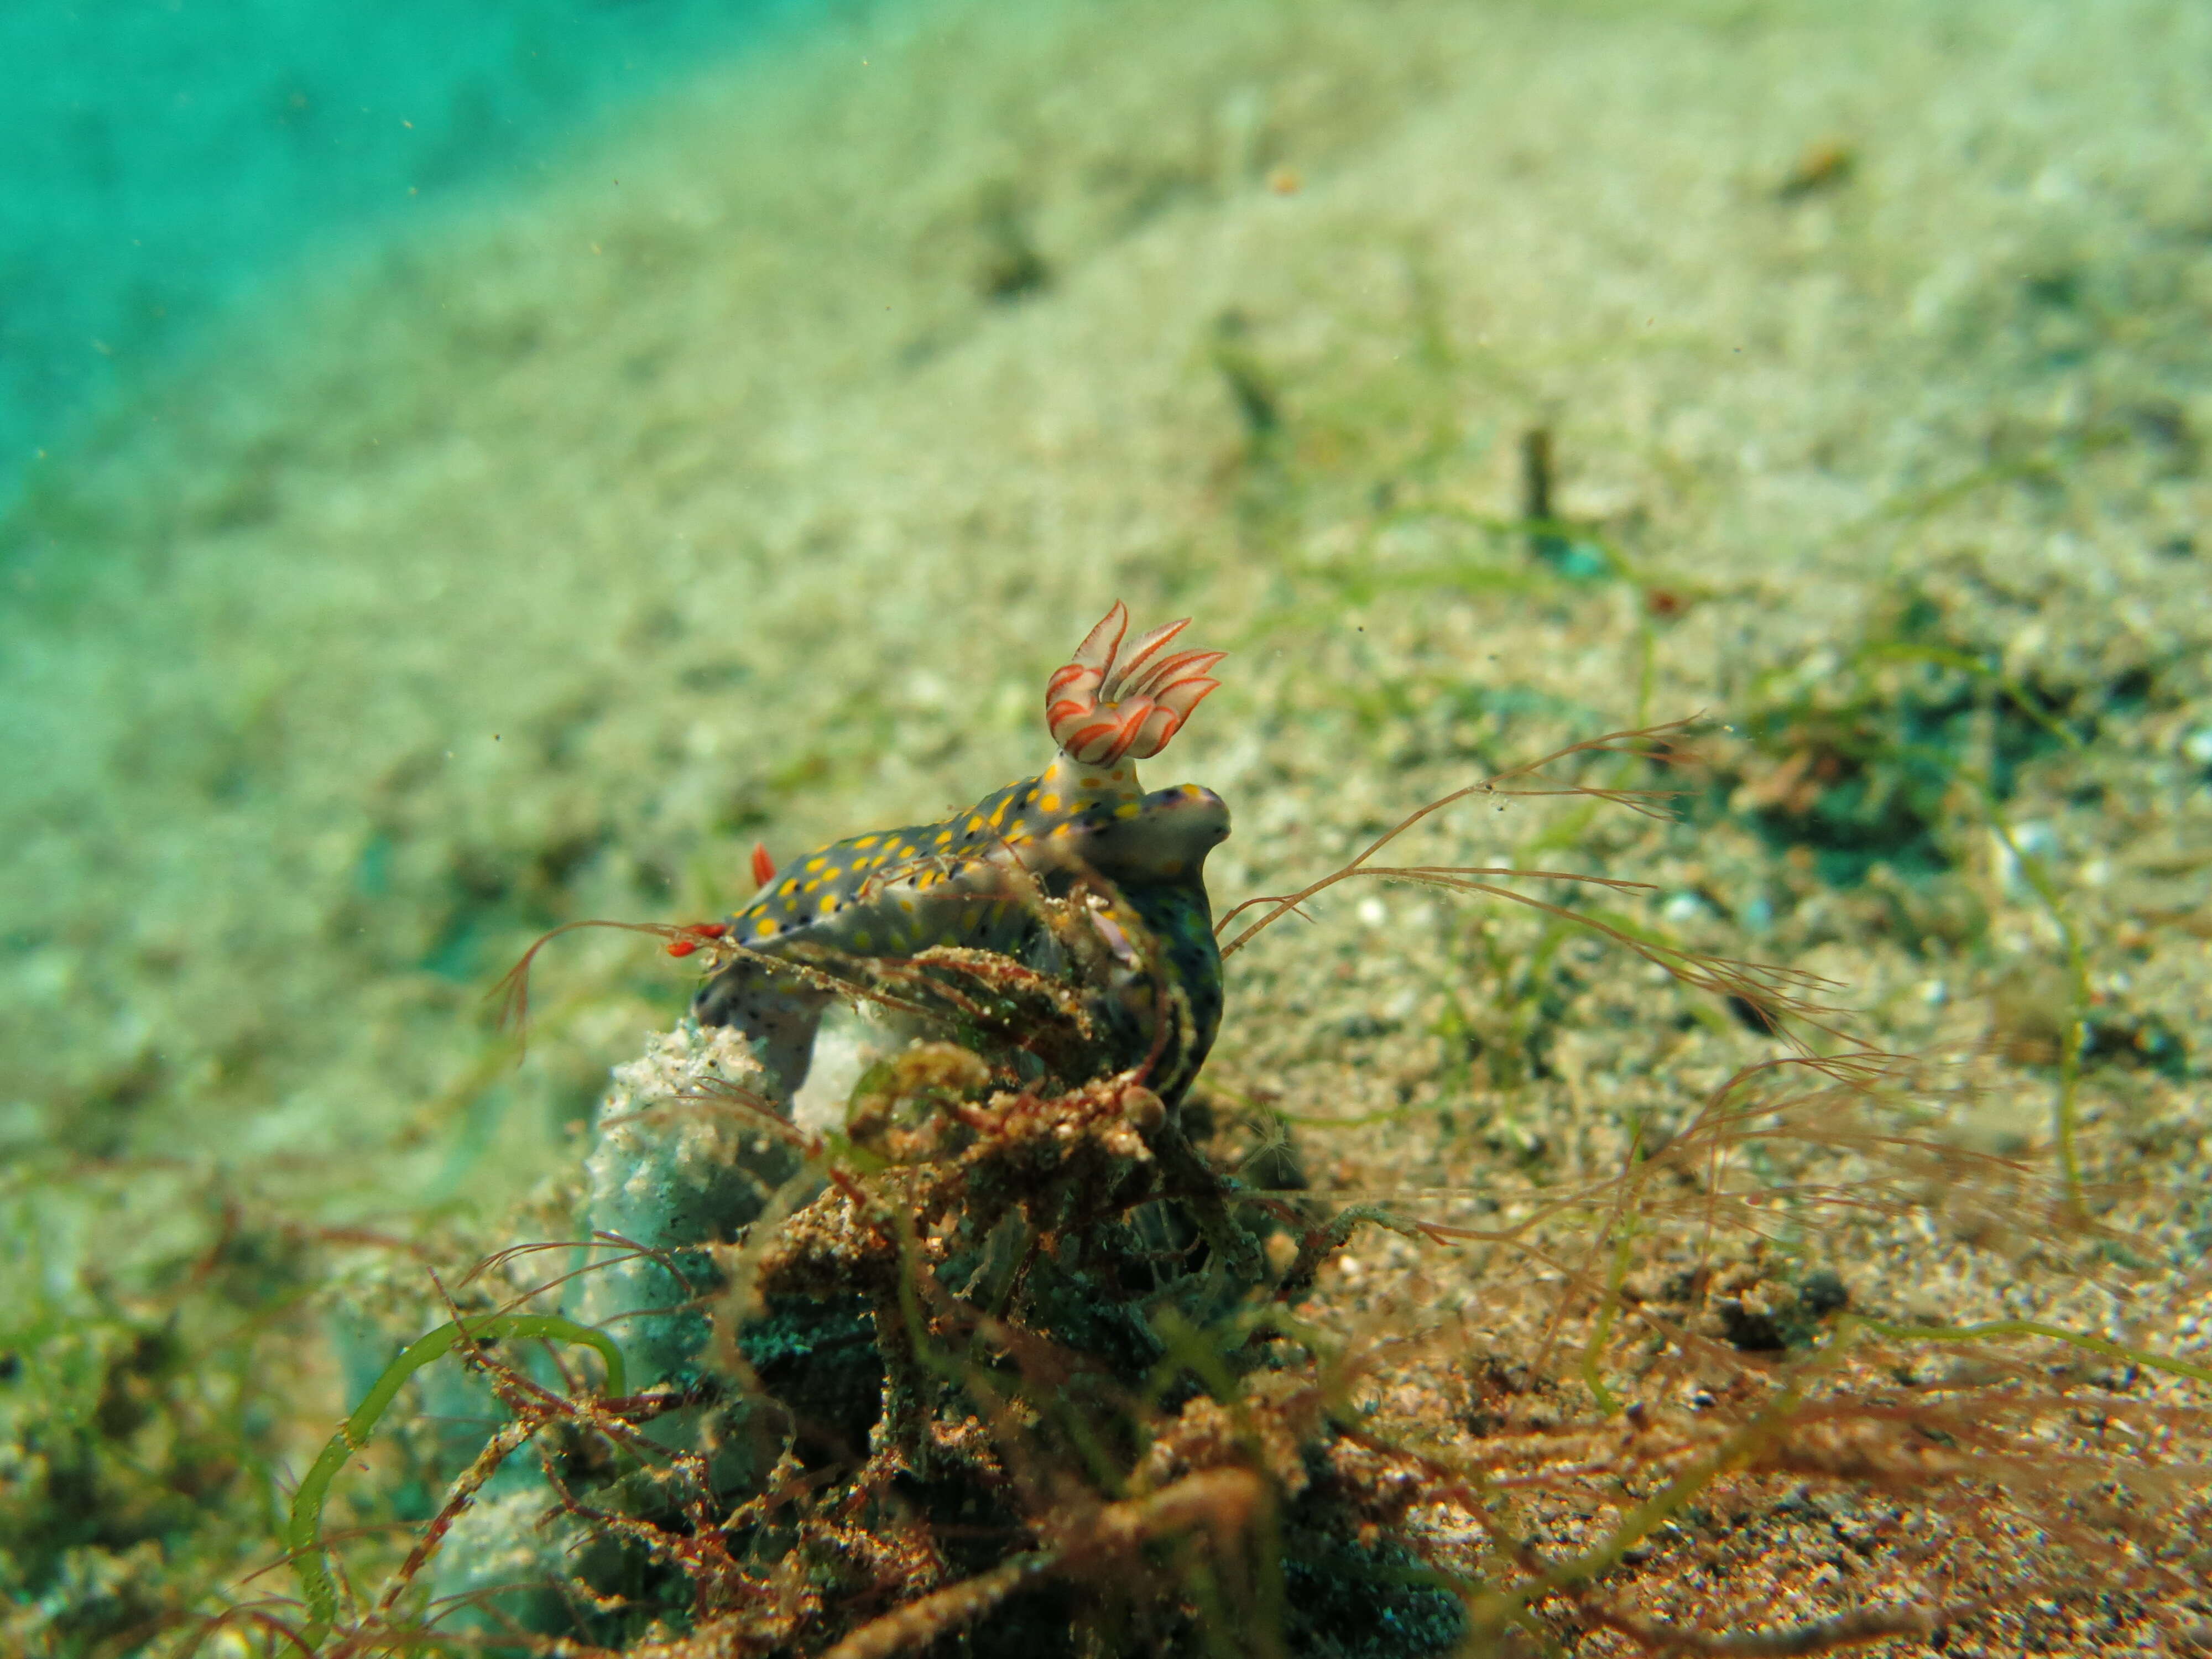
[693,602,1232,1105]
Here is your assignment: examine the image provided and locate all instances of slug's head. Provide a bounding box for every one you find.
[1051,782,1230,888]
[1041,602,1224,804]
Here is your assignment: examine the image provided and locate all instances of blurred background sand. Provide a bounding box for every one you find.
[6,0,2211,1642]
[2,0,2206,1386]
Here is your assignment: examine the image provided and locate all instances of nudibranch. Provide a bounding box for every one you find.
[693,603,1231,1106]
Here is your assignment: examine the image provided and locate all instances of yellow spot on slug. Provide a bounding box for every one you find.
[1114,801,1140,818]
[821,895,841,915]
[754,919,778,938]
[853,835,879,849]
[850,929,873,950]
[805,856,827,872]
[821,866,842,881]
[1039,792,1061,812]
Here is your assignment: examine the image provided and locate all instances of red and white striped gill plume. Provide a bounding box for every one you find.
[1045,602,1225,782]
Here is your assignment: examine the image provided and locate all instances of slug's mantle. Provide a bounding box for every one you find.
[692,602,1232,1107]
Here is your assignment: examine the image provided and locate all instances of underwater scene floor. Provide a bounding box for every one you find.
[2,0,2208,1651]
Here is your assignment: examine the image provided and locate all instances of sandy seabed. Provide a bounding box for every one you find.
[2,0,2208,1650]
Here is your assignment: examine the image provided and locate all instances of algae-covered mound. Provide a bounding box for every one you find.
[376,905,1463,1656]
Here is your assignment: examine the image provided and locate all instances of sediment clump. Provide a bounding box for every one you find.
[430,895,1460,1655]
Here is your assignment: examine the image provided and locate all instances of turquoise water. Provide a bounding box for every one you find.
[0,0,802,512]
